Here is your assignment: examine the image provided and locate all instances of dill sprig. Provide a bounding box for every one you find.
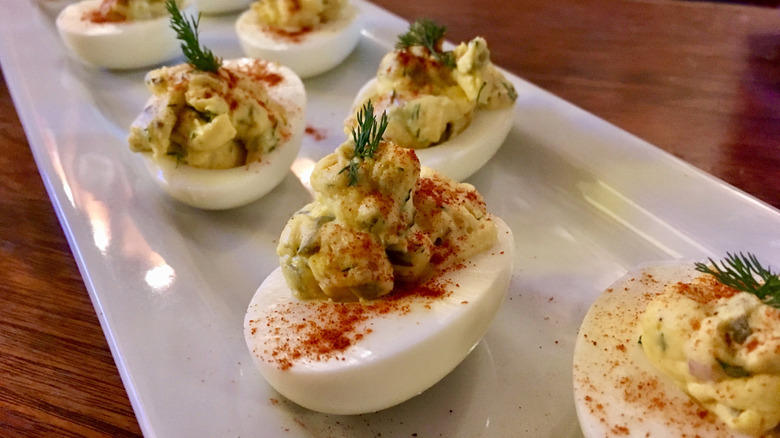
[165,0,221,72]
[695,252,780,308]
[339,101,389,186]
[396,19,455,69]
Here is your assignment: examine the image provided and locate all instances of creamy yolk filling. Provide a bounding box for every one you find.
[128,60,290,170]
[250,0,346,30]
[85,0,177,22]
[277,138,497,302]
[641,275,780,436]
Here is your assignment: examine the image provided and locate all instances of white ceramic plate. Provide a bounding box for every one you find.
[2,1,780,437]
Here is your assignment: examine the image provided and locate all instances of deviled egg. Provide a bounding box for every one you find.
[235,0,361,78]
[244,103,514,414]
[127,2,306,209]
[573,255,780,437]
[347,19,517,182]
[56,0,188,69]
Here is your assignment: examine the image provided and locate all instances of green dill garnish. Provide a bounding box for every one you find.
[410,103,420,120]
[396,18,455,69]
[657,332,667,352]
[694,252,780,308]
[476,81,487,105]
[166,148,186,167]
[165,0,221,72]
[339,100,388,186]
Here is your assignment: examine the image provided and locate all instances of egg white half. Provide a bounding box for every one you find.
[235,4,361,78]
[572,262,767,438]
[352,78,515,182]
[56,0,185,70]
[244,216,514,415]
[135,58,306,210]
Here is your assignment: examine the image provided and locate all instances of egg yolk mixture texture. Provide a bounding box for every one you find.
[250,0,346,29]
[86,0,179,22]
[277,138,497,302]
[128,60,291,169]
[351,33,517,149]
[641,275,780,436]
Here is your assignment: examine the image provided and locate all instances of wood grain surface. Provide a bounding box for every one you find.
[1,0,778,436]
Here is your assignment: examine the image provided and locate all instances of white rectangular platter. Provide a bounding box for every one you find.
[2,1,779,436]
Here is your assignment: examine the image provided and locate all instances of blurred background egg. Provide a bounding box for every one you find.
[235,2,361,78]
[56,0,189,69]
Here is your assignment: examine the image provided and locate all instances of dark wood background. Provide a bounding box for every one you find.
[1,0,778,436]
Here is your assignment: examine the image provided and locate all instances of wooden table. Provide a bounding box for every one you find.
[1,0,778,436]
